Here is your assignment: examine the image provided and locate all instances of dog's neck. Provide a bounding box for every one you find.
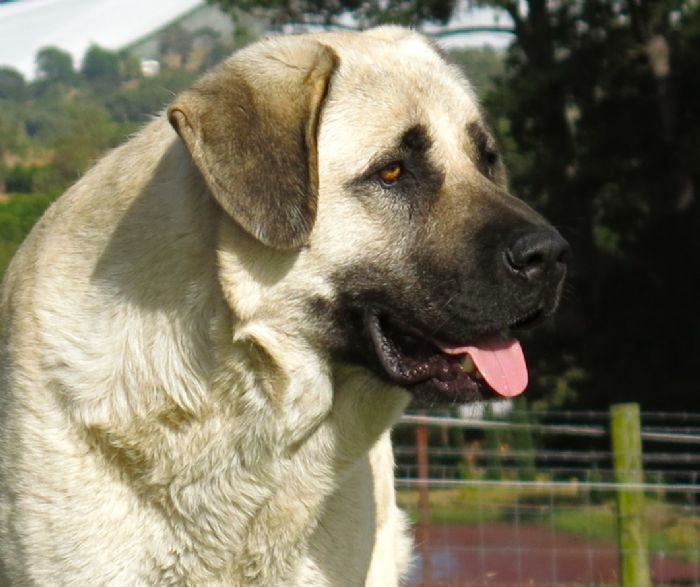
[162,311,409,583]
[168,221,410,583]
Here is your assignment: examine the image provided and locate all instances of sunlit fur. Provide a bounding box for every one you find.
[0,26,500,585]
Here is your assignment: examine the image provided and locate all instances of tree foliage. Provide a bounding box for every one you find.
[449,46,505,96]
[0,195,53,276]
[35,47,75,85]
[479,0,700,411]
[0,28,235,264]
[0,67,27,101]
[81,45,121,85]
[207,0,455,27]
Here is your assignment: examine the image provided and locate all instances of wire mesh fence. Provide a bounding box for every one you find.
[394,406,700,587]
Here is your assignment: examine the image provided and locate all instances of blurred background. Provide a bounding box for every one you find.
[1,0,699,585]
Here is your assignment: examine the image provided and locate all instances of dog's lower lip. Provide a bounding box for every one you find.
[510,308,545,330]
[364,308,485,399]
[366,309,437,383]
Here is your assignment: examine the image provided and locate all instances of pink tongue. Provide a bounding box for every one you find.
[440,337,528,398]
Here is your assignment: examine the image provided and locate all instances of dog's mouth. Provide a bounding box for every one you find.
[364,308,529,403]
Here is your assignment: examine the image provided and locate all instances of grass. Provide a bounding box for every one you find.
[549,505,618,542]
[0,192,55,277]
[397,487,700,562]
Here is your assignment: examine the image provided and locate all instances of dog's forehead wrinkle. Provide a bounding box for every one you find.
[466,119,497,152]
[425,108,479,172]
[356,124,432,176]
[319,89,474,186]
[401,124,432,152]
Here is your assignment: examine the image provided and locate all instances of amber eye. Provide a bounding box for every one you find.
[378,163,403,185]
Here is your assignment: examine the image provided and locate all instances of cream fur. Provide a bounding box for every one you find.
[0,27,489,585]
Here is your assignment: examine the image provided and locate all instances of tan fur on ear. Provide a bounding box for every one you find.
[168,37,338,249]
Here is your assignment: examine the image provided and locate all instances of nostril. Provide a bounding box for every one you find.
[505,249,542,272]
[525,252,544,268]
[505,228,569,281]
[556,245,571,266]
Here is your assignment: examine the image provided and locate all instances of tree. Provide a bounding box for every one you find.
[0,67,27,101]
[35,47,75,85]
[477,0,700,410]
[118,52,143,81]
[207,0,455,28]
[105,70,197,124]
[37,100,123,191]
[81,45,120,85]
[449,47,505,96]
[0,195,54,278]
[0,101,29,164]
[160,23,194,59]
[510,398,536,481]
[483,404,505,480]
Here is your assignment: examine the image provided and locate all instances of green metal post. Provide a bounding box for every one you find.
[610,403,651,587]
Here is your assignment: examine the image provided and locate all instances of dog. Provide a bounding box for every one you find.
[0,27,568,585]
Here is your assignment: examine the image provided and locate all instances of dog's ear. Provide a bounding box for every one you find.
[168,37,337,249]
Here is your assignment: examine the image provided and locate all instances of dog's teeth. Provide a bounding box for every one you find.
[462,355,475,373]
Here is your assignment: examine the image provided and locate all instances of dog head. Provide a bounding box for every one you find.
[169,27,569,404]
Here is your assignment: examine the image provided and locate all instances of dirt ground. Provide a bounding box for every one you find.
[408,523,700,586]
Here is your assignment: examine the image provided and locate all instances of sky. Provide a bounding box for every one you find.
[0,0,513,79]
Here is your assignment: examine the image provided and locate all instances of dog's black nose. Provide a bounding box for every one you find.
[504,227,569,282]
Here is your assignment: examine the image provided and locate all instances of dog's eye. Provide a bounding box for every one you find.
[378,163,403,185]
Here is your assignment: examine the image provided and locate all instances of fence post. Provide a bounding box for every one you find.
[610,403,651,587]
[415,418,431,583]
[416,422,431,524]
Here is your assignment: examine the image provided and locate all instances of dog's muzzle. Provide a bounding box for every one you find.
[503,226,570,290]
[363,223,570,404]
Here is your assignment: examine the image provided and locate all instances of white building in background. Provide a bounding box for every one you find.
[0,0,228,79]
[140,58,160,78]
[0,0,512,81]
